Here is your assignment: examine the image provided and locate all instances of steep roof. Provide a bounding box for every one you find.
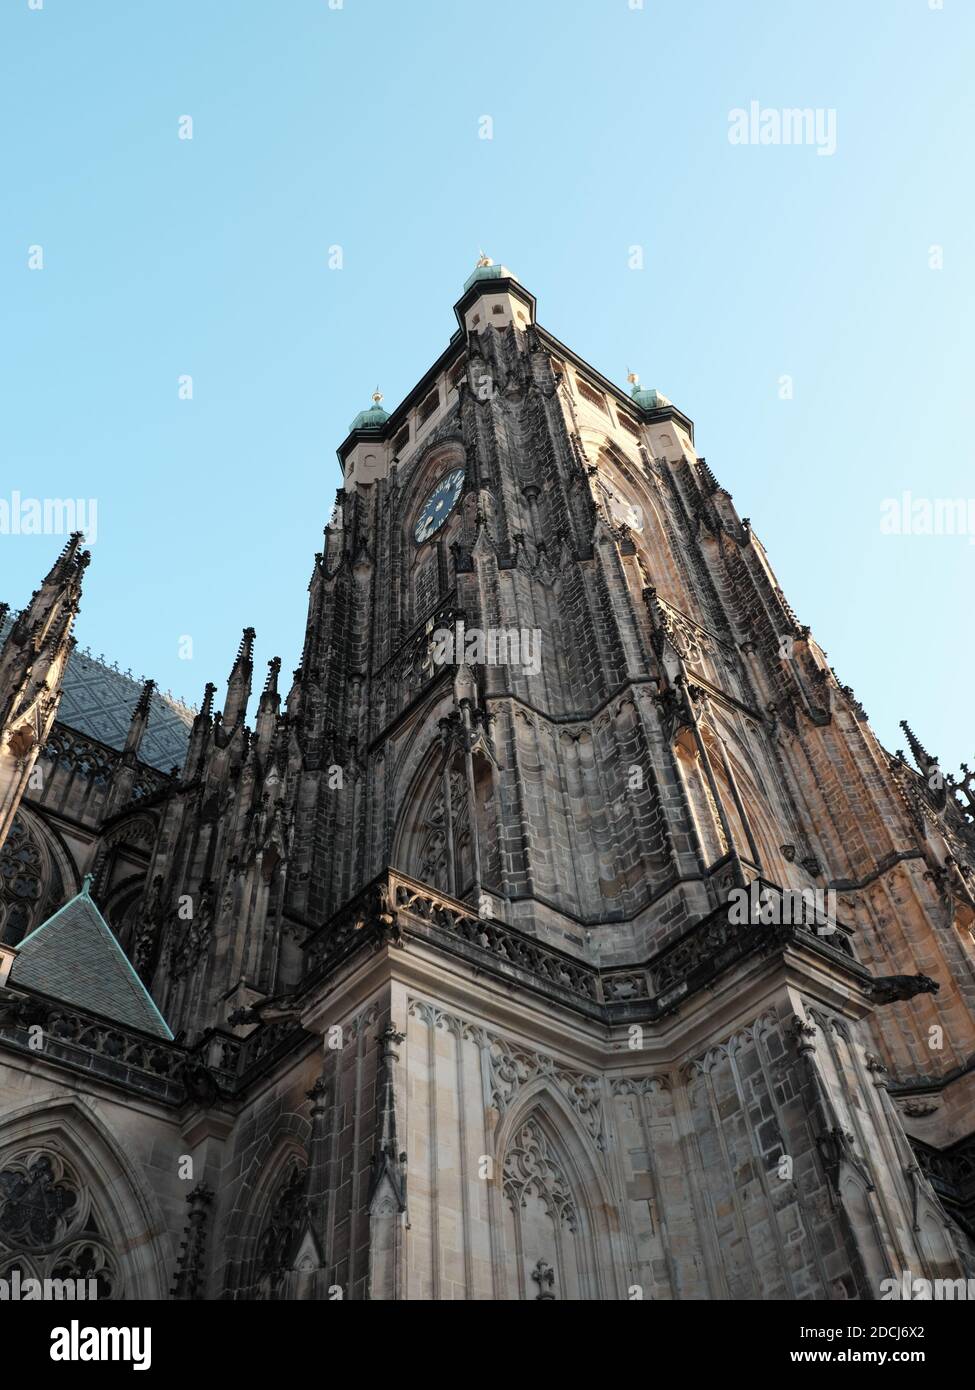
[58,649,192,773]
[9,879,173,1040]
[0,611,193,772]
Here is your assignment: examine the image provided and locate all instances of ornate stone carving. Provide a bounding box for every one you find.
[816,1126,875,1199]
[0,1152,78,1247]
[0,812,44,945]
[789,1015,818,1054]
[867,974,940,1005]
[531,1258,556,1300]
[610,1075,670,1097]
[171,879,216,980]
[899,1097,939,1119]
[503,1119,577,1232]
[407,998,606,1150]
[170,1184,214,1300]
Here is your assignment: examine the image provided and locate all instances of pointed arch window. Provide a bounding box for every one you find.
[502,1116,583,1300]
[0,813,43,945]
[395,749,494,903]
[0,1148,121,1298]
[254,1158,309,1301]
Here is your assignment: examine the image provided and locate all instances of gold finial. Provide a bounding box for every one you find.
[476,250,493,269]
[627,368,640,388]
[372,386,384,406]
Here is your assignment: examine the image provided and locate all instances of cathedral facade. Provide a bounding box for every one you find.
[1,262,973,1301]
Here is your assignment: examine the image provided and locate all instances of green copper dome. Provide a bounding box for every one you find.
[463,257,518,293]
[349,391,389,433]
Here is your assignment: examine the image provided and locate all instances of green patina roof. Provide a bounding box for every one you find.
[349,403,390,433]
[630,385,661,411]
[9,878,173,1040]
[462,263,518,293]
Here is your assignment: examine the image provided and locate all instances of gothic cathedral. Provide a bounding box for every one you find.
[1,262,973,1300]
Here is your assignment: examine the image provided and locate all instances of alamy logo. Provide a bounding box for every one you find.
[881,1270,975,1300]
[880,491,975,544]
[727,882,837,933]
[728,101,837,156]
[0,1268,98,1301]
[431,621,542,678]
[0,493,98,543]
[50,1320,151,1371]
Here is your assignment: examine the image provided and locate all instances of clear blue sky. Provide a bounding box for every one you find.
[2,0,972,774]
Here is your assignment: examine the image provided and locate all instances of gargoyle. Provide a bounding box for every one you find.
[180,1059,224,1107]
[226,993,303,1028]
[867,974,940,1005]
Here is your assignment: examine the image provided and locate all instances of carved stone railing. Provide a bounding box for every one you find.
[38,723,171,801]
[196,1028,244,1086]
[303,868,601,1006]
[0,989,307,1104]
[0,991,188,1104]
[302,871,396,978]
[237,1017,305,1074]
[391,873,601,1004]
[647,878,857,1012]
[302,869,864,1023]
[0,867,870,1106]
[912,1135,975,1232]
[39,726,120,788]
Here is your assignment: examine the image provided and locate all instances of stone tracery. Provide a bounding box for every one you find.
[0,1147,121,1298]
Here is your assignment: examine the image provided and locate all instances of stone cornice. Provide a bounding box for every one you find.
[300,868,869,1031]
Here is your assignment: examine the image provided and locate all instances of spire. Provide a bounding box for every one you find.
[124,678,155,757]
[182,681,217,779]
[900,720,939,777]
[42,531,86,584]
[170,1185,215,1300]
[262,657,281,700]
[255,658,282,752]
[199,681,216,722]
[223,627,256,727]
[2,533,88,673]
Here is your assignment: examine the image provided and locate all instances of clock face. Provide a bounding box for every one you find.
[413,468,465,544]
[600,479,644,533]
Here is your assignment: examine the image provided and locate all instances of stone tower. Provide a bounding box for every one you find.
[0,263,973,1301]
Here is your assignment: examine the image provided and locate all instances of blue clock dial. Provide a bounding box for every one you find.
[413,468,465,544]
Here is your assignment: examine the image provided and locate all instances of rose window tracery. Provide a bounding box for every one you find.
[0,1148,121,1297]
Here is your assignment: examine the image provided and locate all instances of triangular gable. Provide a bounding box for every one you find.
[9,877,173,1040]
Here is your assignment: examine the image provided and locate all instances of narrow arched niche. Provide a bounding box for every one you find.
[393,742,496,903]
